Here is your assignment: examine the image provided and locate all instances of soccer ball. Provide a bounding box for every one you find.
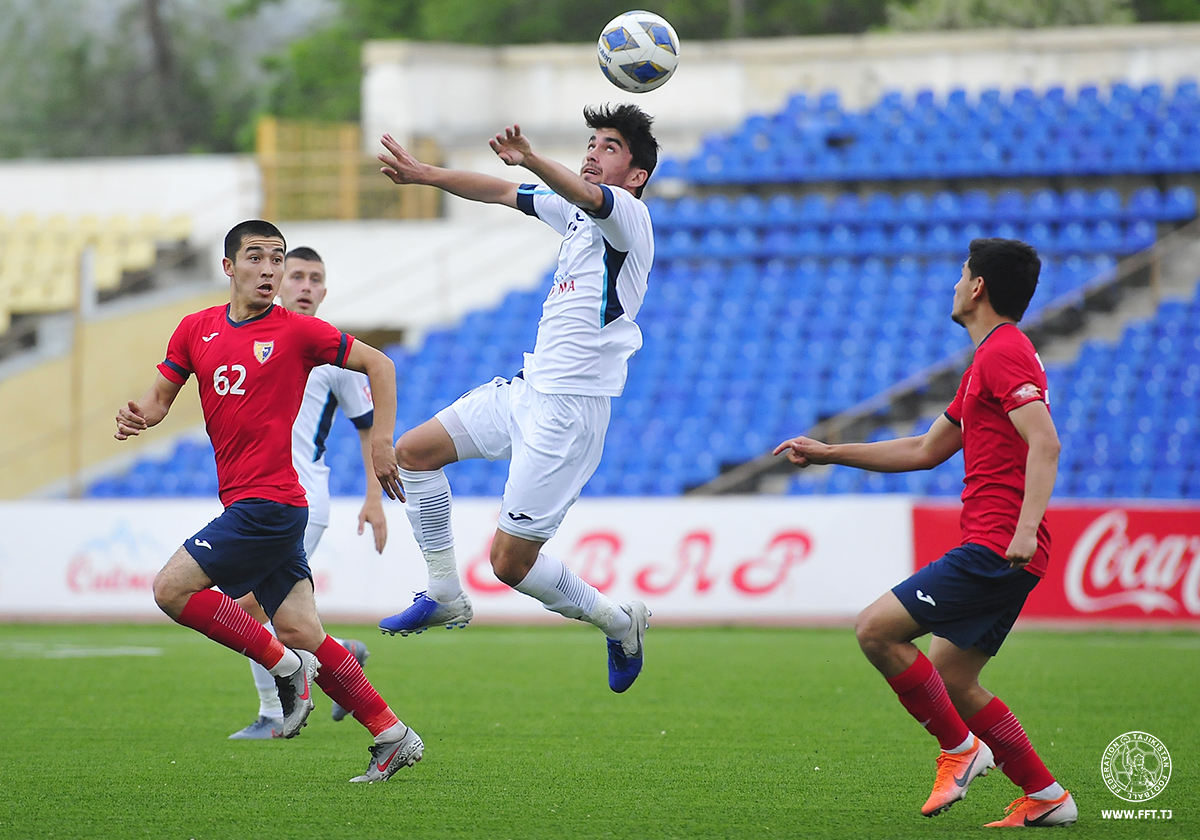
[597,10,680,93]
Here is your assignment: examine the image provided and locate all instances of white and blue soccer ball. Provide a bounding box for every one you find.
[597,10,680,94]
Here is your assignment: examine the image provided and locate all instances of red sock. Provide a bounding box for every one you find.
[967,696,1055,794]
[313,635,399,737]
[885,651,971,751]
[177,589,286,670]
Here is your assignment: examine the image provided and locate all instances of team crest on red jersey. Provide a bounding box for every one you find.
[253,340,275,364]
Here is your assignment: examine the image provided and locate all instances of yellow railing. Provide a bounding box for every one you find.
[256,117,442,221]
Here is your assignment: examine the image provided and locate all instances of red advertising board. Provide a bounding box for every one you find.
[914,501,1200,622]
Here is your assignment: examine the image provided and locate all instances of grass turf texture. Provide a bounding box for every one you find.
[0,624,1195,839]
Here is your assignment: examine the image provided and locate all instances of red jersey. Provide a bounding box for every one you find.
[945,323,1052,576]
[157,303,354,508]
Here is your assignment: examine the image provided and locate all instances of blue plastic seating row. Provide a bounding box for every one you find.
[656,221,1153,260]
[649,186,1195,229]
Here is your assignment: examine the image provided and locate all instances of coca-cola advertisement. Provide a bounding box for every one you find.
[913,502,1200,623]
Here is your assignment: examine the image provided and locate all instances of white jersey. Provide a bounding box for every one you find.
[292,364,374,527]
[515,183,653,396]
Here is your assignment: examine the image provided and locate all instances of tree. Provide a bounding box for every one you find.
[0,0,302,158]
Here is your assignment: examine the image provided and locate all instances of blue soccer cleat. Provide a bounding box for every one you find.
[228,715,284,740]
[607,600,650,693]
[331,639,370,722]
[379,592,473,637]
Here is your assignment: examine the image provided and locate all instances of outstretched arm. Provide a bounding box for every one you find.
[343,339,404,502]
[773,414,963,473]
[489,124,607,213]
[1005,400,1060,569]
[379,134,519,208]
[115,374,183,440]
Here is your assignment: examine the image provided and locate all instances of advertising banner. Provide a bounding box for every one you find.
[0,497,914,622]
[913,501,1200,623]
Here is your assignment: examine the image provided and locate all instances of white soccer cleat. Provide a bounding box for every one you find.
[350,726,424,783]
[273,650,318,739]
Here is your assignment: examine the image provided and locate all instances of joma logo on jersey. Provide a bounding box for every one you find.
[253,341,275,364]
[549,278,576,297]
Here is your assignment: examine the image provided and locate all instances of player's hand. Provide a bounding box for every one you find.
[772,436,833,468]
[115,400,148,440]
[358,497,388,554]
[1006,529,1038,569]
[489,124,532,167]
[378,134,426,185]
[371,438,405,502]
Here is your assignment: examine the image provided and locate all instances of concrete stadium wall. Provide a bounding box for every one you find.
[0,288,226,499]
[363,23,1200,159]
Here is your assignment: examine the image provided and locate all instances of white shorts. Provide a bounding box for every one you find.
[303,521,326,559]
[437,375,610,542]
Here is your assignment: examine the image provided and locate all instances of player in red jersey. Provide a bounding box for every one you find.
[115,220,421,783]
[774,239,1077,827]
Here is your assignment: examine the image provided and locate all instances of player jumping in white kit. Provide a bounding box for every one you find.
[375,104,658,692]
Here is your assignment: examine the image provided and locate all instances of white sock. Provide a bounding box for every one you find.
[514,552,631,639]
[425,548,462,602]
[400,468,463,601]
[1030,782,1065,800]
[267,648,302,678]
[946,733,976,754]
[250,622,284,718]
[375,721,408,745]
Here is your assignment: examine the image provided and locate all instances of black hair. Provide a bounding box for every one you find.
[286,246,323,263]
[584,103,658,198]
[224,220,285,261]
[967,238,1041,322]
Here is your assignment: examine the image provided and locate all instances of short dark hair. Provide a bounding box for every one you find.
[967,238,1041,322]
[584,103,658,198]
[286,246,323,264]
[224,220,285,261]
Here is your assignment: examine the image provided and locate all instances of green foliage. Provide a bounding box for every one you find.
[0,623,1197,838]
[886,0,1136,29]
[0,0,264,158]
[1131,0,1200,18]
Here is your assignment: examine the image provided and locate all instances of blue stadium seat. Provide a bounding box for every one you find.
[993,189,1025,223]
[1125,187,1162,221]
[1163,186,1197,220]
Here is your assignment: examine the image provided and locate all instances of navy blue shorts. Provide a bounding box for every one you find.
[892,543,1040,657]
[184,499,310,618]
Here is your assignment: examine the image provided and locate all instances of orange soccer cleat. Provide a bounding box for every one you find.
[922,735,995,817]
[985,791,1078,827]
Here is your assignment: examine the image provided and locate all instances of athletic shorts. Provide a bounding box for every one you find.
[437,374,610,542]
[892,542,1040,657]
[184,499,311,618]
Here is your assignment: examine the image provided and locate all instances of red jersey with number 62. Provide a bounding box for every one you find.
[157,303,354,508]
[945,323,1052,577]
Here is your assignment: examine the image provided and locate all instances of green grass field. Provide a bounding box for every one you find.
[0,623,1195,839]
